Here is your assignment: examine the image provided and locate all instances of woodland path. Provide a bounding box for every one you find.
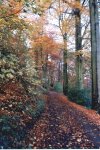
[24,92,100,149]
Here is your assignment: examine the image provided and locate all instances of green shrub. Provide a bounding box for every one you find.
[25,99,45,118]
[0,52,19,83]
[67,88,92,107]
[0,115,11,133]
[54,82,63,93]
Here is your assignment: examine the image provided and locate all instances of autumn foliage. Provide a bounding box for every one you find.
[0,0,100,149]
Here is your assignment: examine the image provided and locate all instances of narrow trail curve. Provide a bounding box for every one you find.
[24,92,100,149]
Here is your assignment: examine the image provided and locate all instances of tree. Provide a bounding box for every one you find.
[0,0,43,99]
[30,29,61,88]
[74,0,83,90]
[52,0,73,95]
[52,0,89,94]
[89,0,100,110]
[59,11,68,95]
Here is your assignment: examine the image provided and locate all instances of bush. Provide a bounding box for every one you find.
[0,81,45,149]
[67,88,92,107]
[25,99,45,118]
[0,52,19,83]
[0,99,45,149]
[54,82,63,93]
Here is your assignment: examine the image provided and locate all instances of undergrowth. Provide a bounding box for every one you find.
[0,81,45,149]
[54,82,63,93]
[67,88,92,108]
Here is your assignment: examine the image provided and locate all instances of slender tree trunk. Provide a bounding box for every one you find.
[96,1,100,105]
[89,0,99,109]
[42,54,48,89]
[34,49,39,70]
[58,61,61,82]
[75,0,83,90]
[63,38,68,95]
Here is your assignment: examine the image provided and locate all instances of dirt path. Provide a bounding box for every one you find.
[23,92,100,149]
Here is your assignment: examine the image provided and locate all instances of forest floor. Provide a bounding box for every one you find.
[22,92,100,149]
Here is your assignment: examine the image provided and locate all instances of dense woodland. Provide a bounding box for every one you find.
[0,0,100,149]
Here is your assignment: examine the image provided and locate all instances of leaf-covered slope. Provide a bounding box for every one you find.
[0,81,45,148]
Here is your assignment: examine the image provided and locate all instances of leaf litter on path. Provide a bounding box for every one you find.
[22,92,100,149]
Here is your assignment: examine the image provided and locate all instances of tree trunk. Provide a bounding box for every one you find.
[75,0,83,90]
[63,38,68,95]
[58,60,62,82]
[42,54,48,89]
[97,1,100,109]
[89,0,99,109]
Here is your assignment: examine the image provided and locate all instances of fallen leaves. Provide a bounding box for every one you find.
[0,81,43,148]
[21,92,100,149]
[59,93,100,126]
[1,90,100,149]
